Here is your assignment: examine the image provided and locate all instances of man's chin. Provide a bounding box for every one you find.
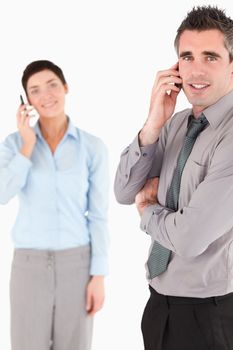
[184,93,212,109]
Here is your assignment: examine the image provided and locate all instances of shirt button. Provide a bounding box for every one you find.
[135,151,140,156]
[142,153,147,157]
[125,174,128,178]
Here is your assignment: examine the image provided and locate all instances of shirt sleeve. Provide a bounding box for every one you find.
[0,135,32,204]
[87,139,110,275]
[114,134,160,205]
[140,132,233,258]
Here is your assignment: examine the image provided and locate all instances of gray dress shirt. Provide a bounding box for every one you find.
[114,89,233,297]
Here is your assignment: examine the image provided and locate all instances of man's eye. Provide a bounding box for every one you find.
[207,56,217,61]
[182,56,193,61]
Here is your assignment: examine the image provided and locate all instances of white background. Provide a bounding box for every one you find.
[0,0,232,349]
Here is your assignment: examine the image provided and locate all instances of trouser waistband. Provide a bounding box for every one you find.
[13,245,90,264]
[149,285,233,305]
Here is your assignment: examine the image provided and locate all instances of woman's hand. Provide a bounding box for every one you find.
[86,276,105,316]
[17,104,36,158]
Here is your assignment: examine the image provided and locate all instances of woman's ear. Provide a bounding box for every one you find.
[64,84,69,94]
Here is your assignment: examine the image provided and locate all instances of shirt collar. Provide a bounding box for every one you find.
[33,116,78,140]
[190,89,233,130]
[187,113,201,126]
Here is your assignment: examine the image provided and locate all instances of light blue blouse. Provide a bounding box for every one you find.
[0,118,109,275]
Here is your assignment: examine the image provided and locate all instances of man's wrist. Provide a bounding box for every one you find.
[139,125,161,146]
[137,201,157,217]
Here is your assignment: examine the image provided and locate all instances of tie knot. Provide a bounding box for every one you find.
[186,115,209,138]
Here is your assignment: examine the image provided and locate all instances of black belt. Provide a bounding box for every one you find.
[149,285,233,305]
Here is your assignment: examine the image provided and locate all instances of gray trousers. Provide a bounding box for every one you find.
[10,245,93,350]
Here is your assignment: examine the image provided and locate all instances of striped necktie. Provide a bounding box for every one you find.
[147,114,209,279]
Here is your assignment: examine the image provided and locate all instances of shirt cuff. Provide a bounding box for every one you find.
[8,153,32,177]
[133,133,157,157]
[140,203,165,233]
[118,135,157,189]
[90,256,109,276]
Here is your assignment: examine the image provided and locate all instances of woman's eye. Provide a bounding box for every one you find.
[50,82,58,88]
[30,89,39,95]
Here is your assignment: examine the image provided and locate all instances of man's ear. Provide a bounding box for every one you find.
[230,56,233,70]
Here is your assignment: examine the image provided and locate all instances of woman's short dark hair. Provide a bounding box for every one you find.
[174,6,233,61]
[22,60,67,94]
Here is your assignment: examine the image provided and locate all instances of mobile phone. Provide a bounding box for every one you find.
[20,94,25,105]
[175,82,182,89]
[175,65,182,89]
[19,94,38,123]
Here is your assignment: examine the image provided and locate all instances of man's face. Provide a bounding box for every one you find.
[178,29,233,116]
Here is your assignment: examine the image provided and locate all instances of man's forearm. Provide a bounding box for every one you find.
[114,135,157,205]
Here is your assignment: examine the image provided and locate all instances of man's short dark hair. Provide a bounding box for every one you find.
[22,60,67,94]
[174,6,233,61]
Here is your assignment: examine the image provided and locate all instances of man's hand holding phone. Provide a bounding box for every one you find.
[17,95,37,159]
[139,62,182,146]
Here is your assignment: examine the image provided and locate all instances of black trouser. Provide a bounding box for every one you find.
[141,285,233,350]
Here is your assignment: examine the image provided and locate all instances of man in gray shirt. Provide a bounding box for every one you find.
[114,6,233,350]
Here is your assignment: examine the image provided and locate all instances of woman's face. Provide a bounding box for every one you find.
[26,69,68,119]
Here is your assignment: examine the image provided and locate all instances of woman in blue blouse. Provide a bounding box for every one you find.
[0,60,109,350]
